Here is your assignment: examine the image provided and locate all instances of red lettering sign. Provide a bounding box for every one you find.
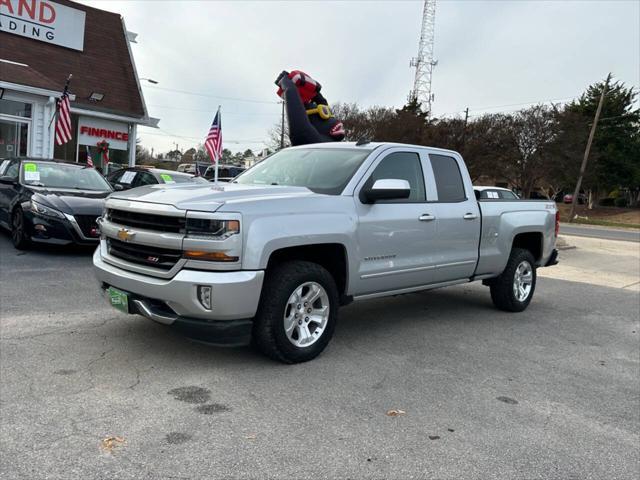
[0,0,14,14]
[17,0,36,18]
[80,125,129,142]
[39,1,55,23]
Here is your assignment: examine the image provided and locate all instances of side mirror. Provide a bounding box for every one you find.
[0,175,17,186]
[361,179,411,204]
[113,184,125,191]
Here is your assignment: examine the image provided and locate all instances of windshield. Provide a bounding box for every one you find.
[21,161,112,191]
[234,148,371,194]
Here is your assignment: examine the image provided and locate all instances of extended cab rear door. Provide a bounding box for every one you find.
[425,152,480,282]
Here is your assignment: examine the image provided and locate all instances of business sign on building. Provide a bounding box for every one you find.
[0,0,86,51]
[78,116,129,151]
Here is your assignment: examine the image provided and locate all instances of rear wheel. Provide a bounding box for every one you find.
[252,261,339,363]
[11,208,30,250]
[489,248,536,312]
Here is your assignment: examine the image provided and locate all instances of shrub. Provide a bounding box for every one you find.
[599,197,616,207]
[614,197,628,208]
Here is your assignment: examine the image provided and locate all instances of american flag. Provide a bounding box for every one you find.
[55,76,73,146]
[86,146,94,167]
[204,108,222,163]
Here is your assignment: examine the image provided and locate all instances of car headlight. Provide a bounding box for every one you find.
[185,218,240,239]
[31,200,65,219]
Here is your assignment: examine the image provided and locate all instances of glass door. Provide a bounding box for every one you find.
[0,120,29,158]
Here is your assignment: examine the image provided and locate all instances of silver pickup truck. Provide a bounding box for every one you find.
[94,142,559,363]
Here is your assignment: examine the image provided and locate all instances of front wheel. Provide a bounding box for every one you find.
[11,208,30,250]
[252,261,339,363]
[489,248,536,312]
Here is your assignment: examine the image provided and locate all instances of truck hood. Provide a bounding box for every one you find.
[108,183,317,212]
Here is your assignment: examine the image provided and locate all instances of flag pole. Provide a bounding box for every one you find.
[48,74,72,128]
[214,105,221,184]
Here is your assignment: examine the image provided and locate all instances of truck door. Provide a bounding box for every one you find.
[426,153,480,282]
[353,149,437,295]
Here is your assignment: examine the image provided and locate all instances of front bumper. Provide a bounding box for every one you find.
[24,211,99,246]
[94,249,264,340]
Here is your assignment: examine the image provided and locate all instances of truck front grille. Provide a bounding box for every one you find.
[107,238,182,270]
[108,209,185,233]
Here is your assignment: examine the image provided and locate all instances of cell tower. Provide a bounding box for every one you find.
[409,0,437,115]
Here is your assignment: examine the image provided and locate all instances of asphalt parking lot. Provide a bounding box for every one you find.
[1,233,639,479]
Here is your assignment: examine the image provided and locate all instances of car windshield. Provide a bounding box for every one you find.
[21,161,112,191]
[234,148,371,194]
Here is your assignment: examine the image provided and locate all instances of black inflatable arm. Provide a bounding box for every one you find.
[279,75,324,146]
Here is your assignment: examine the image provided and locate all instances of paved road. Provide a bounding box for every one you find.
[1,233,639,479]
[560,223,640,242]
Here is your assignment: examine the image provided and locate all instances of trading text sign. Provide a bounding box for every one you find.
[0,0,86,51]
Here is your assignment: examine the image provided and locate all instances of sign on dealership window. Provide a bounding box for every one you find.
[77,117,130,151]
[0,0,86,51]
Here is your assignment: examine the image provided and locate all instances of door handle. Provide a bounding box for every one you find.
[463,213,478,220]
[419,214,435,222]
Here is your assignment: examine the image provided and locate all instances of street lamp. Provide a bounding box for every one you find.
[140,78,159,85]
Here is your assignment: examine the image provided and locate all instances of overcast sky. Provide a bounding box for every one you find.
[82,0,640,156]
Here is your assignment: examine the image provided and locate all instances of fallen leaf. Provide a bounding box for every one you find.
[386,409,406,417]
[101,436,126,453]
[245,433,257,440]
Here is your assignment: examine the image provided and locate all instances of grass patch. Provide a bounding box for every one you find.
[567,218,640,229]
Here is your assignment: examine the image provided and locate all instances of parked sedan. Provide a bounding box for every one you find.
[0,158,112,249]
[106,167,208,191]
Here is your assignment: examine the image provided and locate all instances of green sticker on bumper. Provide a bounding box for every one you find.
[108,287,129,314]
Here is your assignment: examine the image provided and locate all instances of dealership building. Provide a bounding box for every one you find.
[0,0,158,168]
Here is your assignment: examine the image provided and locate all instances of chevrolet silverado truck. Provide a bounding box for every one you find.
[94,142,559,363]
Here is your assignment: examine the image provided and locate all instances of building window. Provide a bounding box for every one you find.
[0,120,29,158]
[0,99,32,118]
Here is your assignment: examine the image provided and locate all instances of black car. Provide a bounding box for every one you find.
[0,158,112,249]
[106,167,208,191]
[203,164,245,182]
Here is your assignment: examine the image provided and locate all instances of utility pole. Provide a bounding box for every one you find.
[461,107,469,148]
[568,73,611,222]
[280,100,285,150]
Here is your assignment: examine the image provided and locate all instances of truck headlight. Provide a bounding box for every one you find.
[31,200,65,219]
[185,219,240,239]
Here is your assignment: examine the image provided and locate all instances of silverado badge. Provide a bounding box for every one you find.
[117,228,135,242]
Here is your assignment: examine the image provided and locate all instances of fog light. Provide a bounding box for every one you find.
[197,285,212,310]
[34,224,47,232]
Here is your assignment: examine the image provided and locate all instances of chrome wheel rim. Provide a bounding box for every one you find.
[283,281,329,348]
[513,260,533,302]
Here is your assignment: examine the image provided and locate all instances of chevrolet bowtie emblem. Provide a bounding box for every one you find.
[117,228,135,242]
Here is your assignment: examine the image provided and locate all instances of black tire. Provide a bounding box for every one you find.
[252,261,339,364]
[11,208,30,250]
[490,248,536,312]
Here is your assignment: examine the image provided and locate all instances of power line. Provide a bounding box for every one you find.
[438,95,579,117]
[147,104,280,116]
[140,128,266,145]
[143,85,279,105]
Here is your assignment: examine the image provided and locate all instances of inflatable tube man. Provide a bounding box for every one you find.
[275,70,345,146]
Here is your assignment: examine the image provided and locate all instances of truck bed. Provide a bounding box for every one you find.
[475,199,558,277]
